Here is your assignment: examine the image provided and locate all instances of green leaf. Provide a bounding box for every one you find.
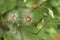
[6,0,17,10]
[0,0,7,14]
[21,28,40,40]
[49,0,60,7]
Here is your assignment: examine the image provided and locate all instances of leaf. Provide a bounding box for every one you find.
[0,0,7,14]
[6,0,17,10]
[21,28,40,40]
[49,0,60,7]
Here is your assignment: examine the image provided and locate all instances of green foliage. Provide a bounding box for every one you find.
[0,0,60,40]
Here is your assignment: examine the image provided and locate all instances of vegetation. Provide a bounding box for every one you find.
[0,0,60,40]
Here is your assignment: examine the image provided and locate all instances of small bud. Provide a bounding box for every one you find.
[26,16,31,22]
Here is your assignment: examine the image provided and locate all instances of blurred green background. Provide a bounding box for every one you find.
[0,0,60,40]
